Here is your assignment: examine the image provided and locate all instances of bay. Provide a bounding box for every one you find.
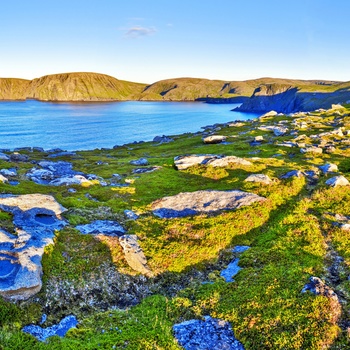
[0,100,259,151]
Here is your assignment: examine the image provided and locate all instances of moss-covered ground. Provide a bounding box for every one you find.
[1,105,350,348]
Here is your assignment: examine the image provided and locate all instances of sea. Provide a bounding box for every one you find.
[0,100,259,151]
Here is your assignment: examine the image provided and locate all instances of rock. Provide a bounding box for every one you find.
[220,259,242,282]
[152,190,266,218]
[300,146,323,154]
[174,154,252,170]
[153,135,174,144]
[9,152,29,162]
[119,235,152,276]
[22,315,78,342]
[130,158,149,166]
[32,147,45,152]
[50,174,94,186]
[0,174,8,183]
[76,220,126,236]
[0,168,17,177]
[244,174,272,184]
[280,170,304,179]
[260,110,278,118]
[325,176,349,187]
[232,245,250,253]
[259,125,288,136]
[277,142,297,148]
[0,152,9,161]
[319,163,338,174]
[124,210,139,220]
[324,145,336,154]
[202,135,227,144]
[254,135,264,142]
[47,151,76,158]
[0,194,67,300]
[132,166,161,174]
[173,316,244,350]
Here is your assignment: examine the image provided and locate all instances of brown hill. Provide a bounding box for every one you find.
[0,78,31,100]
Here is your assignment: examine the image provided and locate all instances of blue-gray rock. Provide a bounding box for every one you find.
[325,176,349,187]
[220,258,242,282]
[0,168,17,177]
[130,158,149,166]
[0,152,10,161]
[76,220,126,236]
[124,210,139,220]
[173,316,244,350]
[232,246,250,253]
[280,170,304,179]
[319,163,338,174]
[22,315,78,342]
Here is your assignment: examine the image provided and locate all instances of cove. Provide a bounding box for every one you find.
[0,100,259,151]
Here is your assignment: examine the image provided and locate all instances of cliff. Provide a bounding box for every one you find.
[0,78,30,100]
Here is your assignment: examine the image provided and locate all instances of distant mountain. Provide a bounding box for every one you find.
[0,72,349,112]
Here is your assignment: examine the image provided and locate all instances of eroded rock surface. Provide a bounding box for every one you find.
[152,190,265,218]
[173,316,244,350]
[0,194,66,300]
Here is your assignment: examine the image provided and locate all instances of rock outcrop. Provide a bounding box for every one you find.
[0,194,66,300]
[152,190,265,218]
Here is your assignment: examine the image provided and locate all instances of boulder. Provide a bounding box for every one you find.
[244,174,272,185]
[259,125,288,136]
[0,152,9,161]
[152,190,266,218]
[130,158,149,166]
[325,176,349,187]
[280,170,304,179]
[124,210,139,220]
[202,135,227,144]
[153,135,174,144]
[119,235,152,276]
[9,152,29,162]
[174,154,252,170]
[0,194,67,300]
[0,168,17,177]
[173,316,244,350]
[75,220,126,236]
[319,163,338,174]
[300,147,323,154]
[0,174,8,183]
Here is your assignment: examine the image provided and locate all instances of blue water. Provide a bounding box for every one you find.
[0,100,258,151]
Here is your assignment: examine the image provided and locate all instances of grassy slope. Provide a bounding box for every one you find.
[2,105,350,348]
[0,78,31,100]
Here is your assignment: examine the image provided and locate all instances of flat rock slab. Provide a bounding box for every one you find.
[0,194,66,300]
[152,190,265,218]
[173,316,244,350]
[174,154,252,170]
[75,220,126,236]
[22,315,78,342]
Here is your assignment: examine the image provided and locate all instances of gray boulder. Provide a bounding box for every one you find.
[319,163,338,174]
[173,316,244,350]
[152,190,265,218]
[325,176,349,187]
[10,152,29,162]
[244,174,272,184]
[203,135,227,144]
[0,174,8,183]
[0,152,9,161]
[76,220,126,236]
[130,158,149,166]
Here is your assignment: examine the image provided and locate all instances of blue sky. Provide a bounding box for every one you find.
[1,0,349,83]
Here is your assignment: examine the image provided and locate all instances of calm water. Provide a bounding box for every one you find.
[0,100,258,151]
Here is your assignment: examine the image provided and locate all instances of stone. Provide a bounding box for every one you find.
[152,190,266,218]
[325,176,349,187]
[244,174,272,184]
[22,315,78,342]
[50,175,93,186]
[0,152,9,161]
[277,142,297,148]
[132,166,161,174]
[0,174,8,183]
[47,151,76,158]
[220,259,241,282]
[174,154,252,170]
[153,135,174,144]
[119,235,152,276]
[124,210,139,220]
[232,245,250,253]
[130,158,149,166]
[202,135,227,144]
[300,147,323,154]
[0,168,17,177]
[280,170,304,179]
[324,146,336,154]
[254,135,264,142]
[173,316,244,350]
[259,125,288,136]
[260,110,278,118]
[9,152,29,162]
[319,163,338,174]
[76,220,126,236]
[0,194,67,300]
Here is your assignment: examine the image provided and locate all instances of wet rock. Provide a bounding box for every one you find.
[319,163,338,174]
[152,190,265,218]
[174,154,252,170]
[203,135,227,144]
[119,235,152,276]
[325,176,349,187]
[10,152,29,162]
[76,220,126,236]
[0,194,67,300]
[130,158,149,166]
[22,315,78,342]
[173,316,244,350]
[244,174,272,184]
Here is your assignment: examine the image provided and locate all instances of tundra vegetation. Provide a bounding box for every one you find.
[1,104,350,349]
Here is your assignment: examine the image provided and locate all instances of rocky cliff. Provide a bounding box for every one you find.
[0,78,30,100]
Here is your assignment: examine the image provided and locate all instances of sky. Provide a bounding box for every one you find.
[1,0,350,83]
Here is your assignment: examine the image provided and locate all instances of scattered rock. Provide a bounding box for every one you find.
[153,135,174,144]
[132,166,161,174]
[319,163,338,174]
[244,174,272,184]
[119,235,152,276]
[174,154,252,170]
[277,142,297,148]
[130,158,149,166]
[0,168,17,177]
[173,316,244,350]
[0,194,67,300]
[0,174,8,183]
[9,152,29,162]
[152,190,265,218]
[260,110,278,118]
[47,151,76,158]
[280,170,304,179]
[325,176,349,187]
[254,135,264,142]
[22,315,78,342]
[124,210,139,220]
[0,152,9,161]
[259,125,288,136]
[202,135,227,144]
[300,146,323,154]
[76,220,126,236]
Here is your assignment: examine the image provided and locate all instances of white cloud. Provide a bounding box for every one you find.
[124,26,156,38]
